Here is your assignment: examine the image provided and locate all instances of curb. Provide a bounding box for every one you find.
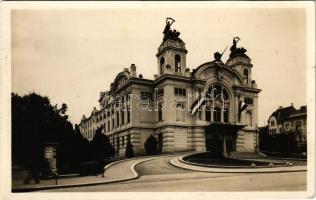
[170,156,307,173]
[12,154,177,192]
[266,156,307,161]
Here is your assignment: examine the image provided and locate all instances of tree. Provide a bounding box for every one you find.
[125,142,134,158]
[144,135,158,155]
[11,92,88,175]
[91,126,115,160]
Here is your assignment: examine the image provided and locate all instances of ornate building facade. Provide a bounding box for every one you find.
[79,19,261,157]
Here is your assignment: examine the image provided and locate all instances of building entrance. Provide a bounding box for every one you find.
[205,138,223,155]
[204,123,244,156]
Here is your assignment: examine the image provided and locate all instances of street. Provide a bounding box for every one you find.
[43,156,307,192]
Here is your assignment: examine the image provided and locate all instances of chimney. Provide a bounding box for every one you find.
[291,103,293,107]
[251,80,257,88]
[124,68,129,72]
[130,64,137,77]
[185,68,191,77]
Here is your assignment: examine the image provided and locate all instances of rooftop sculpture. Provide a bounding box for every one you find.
[163,18,183,42]
[229,37,249,59]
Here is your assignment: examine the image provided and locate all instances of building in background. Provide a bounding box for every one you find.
[267,104,307,144]
[79,19,261,157]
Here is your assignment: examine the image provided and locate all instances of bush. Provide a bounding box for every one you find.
[79,161,99,176]
[125,142,134,158]
[144,135,158,155]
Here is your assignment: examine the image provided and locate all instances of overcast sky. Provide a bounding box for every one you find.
[11,6,307,126]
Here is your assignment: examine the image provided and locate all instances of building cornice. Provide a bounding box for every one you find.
[156,46,188,57]
[232,85,262,93]
[153,74,192,86]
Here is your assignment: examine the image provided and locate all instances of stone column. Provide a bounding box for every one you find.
[210,88,215,122]
[221,106,224,123]
[235,94,240,123]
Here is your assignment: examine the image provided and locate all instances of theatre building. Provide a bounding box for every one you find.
[79,19,261,157]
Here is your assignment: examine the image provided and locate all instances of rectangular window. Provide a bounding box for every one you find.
[112,118,114,129]
[121,110,125,125]
[174,87,187,97]
[176,102,185,121]
[244,97,253,105]
[127,109,130,123]
[127,134,131,143]
[141,92,153,100]
[174,88,179,95]
[158,103,163,121]
[157,89,164,96]
[108,120,110,131]
[116,112,120,127]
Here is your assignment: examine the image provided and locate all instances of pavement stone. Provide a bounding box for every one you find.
[12,156,157,192]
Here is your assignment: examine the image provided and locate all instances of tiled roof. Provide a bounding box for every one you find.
[270,105,307,123]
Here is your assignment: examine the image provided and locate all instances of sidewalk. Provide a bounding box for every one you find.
[12,156,158,192]
[170,157,307,173]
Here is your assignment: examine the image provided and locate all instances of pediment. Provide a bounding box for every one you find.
[192,62,245,86]
[110,71,131,93]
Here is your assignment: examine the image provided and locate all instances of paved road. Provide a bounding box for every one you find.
[45,171,306,192]
[45,155,307,192]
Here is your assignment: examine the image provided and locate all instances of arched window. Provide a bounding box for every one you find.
[206,85,229,101]
[213,107,221,122]
[160,57,165,75]
[243,69,249,84]
[224,109,229,122]
[205,84,230,123]
[175,54,181,73]
[205,107,211,122]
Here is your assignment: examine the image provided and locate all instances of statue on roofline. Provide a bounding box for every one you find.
[163,18,183,42]
[229,37,249,59]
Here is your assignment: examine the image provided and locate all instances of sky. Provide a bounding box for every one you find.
[11,6,307,126]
